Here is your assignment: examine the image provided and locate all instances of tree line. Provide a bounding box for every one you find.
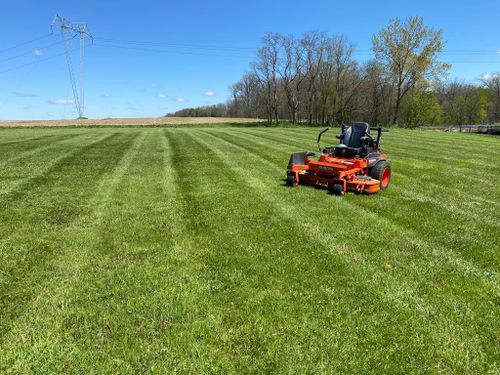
[167,16,500,127]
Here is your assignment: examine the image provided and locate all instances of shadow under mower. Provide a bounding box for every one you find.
[286,122,391,195]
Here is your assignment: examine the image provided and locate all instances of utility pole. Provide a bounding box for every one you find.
[52,14,92,119]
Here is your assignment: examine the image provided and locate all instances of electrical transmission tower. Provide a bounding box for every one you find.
[52,14,92,119]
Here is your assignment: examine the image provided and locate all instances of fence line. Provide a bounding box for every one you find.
[420,125,500,135]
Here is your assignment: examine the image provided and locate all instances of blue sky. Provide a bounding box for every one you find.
[1,0,499,120]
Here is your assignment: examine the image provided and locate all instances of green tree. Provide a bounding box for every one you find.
[372,16,449,125]
[447,87,491,125]
[480,73,500,122]
[401,91,442,128]
[467,88,491,124]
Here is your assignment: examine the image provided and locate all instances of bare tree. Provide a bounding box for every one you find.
[230,72,263,118]
[277,35,308,124]
[331,37,359,124]
[277,34,299,123]
[359,61,391,126]
[316,36,357,125]
[300,31,326,124]
[253,32,281,124]
[169,18,500,130]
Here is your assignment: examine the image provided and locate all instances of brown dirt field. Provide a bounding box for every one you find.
[0,117,263,128]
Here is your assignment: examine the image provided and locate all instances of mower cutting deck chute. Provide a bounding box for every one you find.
[286,122,391,195]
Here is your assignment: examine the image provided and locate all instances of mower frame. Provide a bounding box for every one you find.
[286,123,391,195]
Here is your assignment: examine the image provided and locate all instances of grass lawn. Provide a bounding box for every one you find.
[0,126,498,374]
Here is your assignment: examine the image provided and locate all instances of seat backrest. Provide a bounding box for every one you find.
[343,122,369,148]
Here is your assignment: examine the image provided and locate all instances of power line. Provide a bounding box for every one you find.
[0,34,53,54]
[0,51,68,75]
[0,31,497,80]
[2,33,498,58]
[353,52,500,57]
[94,43,499,63]
[0,41,496,78]
[0,39,65,64]
[93,43,256,59]
[93,37,258,51]
[94,37,500,56]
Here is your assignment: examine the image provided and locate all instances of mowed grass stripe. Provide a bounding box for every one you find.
[60,129,216,372]
[170,128,440,373]
[198,128,498,368]
[0,131,139,341]
[207,128,500,255]
[1,129,217,373]
[0,126,497,373]
[0,134,69,159]
[59,128,222,373]
[202,128,498,288]
[0,132,65,146]
[187,129,492,373]
[0,132,94,166]
[236,126,500,253]
[0,130,153,372]
[218,130,498,362]
[0,132,117,211]
[0,133,112,196]
[211,128,499,274]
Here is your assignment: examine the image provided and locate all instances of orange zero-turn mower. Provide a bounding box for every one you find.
[286,122,391,195]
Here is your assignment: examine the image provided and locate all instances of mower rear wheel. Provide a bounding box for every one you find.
[286,174,296,187]
[369,161,391,190]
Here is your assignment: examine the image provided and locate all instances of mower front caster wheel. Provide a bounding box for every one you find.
[286,175,297,187]
[329,183,344,196]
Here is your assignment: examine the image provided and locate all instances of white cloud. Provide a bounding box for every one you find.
[497,50,500,55]
[481,73,500,82]
[176,98,185,103]
[101,93,112,98]
[484,73,500,81]
[158,93,168,98]
[33,49,43,57]
[48,99,74,105]
[204,90,215,97]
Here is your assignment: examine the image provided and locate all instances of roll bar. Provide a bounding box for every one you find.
[317,125,388,152]
[317,127,330,152]
[370,127,388,150]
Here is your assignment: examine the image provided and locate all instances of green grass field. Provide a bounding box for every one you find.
[0,126,498,374]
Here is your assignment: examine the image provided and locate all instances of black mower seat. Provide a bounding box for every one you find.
[342,122,369,148]
[333,122,372,157]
